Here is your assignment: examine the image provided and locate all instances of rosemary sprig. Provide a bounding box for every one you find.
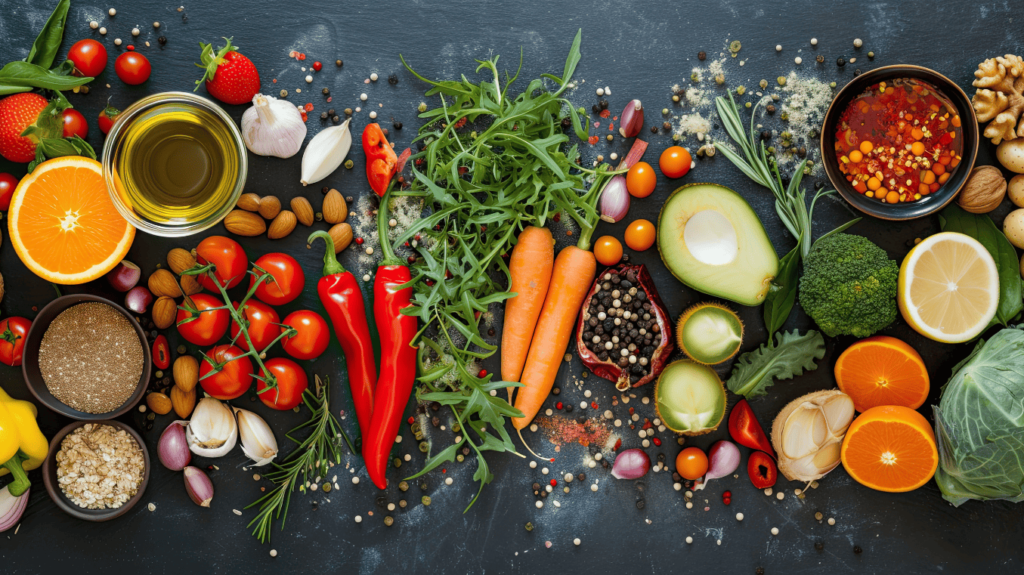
[246,375,351,543]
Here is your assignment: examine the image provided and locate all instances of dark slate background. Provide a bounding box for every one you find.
[1,0,1021,573]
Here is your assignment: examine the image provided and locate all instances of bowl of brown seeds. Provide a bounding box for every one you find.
[22,294,151,420]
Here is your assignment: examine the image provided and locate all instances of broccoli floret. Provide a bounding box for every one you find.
[798,233,898,338]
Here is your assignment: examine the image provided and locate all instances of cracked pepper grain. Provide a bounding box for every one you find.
[40,303,143,414]
[56,424,145,509]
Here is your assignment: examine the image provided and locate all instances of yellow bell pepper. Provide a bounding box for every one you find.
[0,386,48,496]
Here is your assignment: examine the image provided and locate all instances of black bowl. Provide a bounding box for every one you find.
[820,64,979,220]
[22,294,152,420]
[41,420,151,522]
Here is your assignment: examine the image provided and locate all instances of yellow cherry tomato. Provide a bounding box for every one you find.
[659,146,692,178]
[624,219,656,251]
[593,236,623,266]
[626,161,657,198]
[675,446,708,481]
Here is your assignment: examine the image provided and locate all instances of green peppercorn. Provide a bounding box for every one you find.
[155,371,163,379]
[690,72,699,83]
[344,108,353,116]
[418,441,429,453]
[867,51,875,60]
[759,79,768,89]
[393,457,402,468]
[335,59,343,67]
[777,76,787,86]
[830,82,837,88]
[672,134,680,141]
[672,95,680,103]
[661,108,669,115]
[279,89,288,98]
[323,483,331,493]
[745,102,752,108]
[398,481,409,492]
[715,73,725,85]
[344,159,354,169]
[729,40,741,54]
[780,112,789,121]
[421,496,431,506]
[399,499,407,508]
[414,431,424,441]
[315,212,323,222]
[451,423,461,433]
[606,134,613,142]
[418,102,428,113]
[524,522,534,532]
[736,85,746,96]
[384,516,394,526]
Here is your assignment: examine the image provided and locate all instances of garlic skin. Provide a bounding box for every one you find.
[771,389,855,482]
[234,407,278,466]
[301,118,351,186]
[186,398,238,458]
[241,94,307,159]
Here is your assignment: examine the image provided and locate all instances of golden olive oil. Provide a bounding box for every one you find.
[112,102,239,225]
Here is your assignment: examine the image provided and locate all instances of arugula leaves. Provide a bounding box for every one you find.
[726,329,825,398]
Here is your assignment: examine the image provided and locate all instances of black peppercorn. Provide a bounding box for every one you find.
[487,328,495,336]
[336,59,343,67]
[837,57,846,67]
[766,105,776,114]
[662,121,672,131]
[577,473,585,481]
[854,69,863,76]
[328,109,335,116]
[853,545,863,554]
[816,54,825,63]
[599,99,609,110]
[636,499,645,509]
[760,130,771,141]
[814,541,824,551]
[592,104,601,114]
[532,482,540,491]
[322,88,330,96]
[650,126,658,133]
[320,112,328,120]
[322,186,330,194]
[797,147,807,158]
[698,51,706,60]
[393,121,403,130]
[157,36,167,45]
[388,74,398,85]
[332,115,340,124]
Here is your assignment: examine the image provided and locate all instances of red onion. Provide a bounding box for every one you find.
[0,485,28,533]
[599,175,630,223]
[611,448,650,480]
[158,421,191,471]
[701,440,741,488]
[184,466,214,507]
[124,286,154,314]
[106,260,141,292]
[618,99,644,138]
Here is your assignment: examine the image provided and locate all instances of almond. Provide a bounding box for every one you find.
[173,355,199,393]
[149,269,183,298]
[268,210,297,239]
[322,189,348,224]
[146,392,172,415]
[291,196,315,226]
[328,222,353,253]
[170,384,196,418]
[167,248,197,275]
[152,296,177,329]
[179,273,202,296]
[237,192,262,212]
[258,195,282,219]
[224,209,266,236]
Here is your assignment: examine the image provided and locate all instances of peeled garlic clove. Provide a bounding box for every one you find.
[241,94,307,159]
[234,407,278,467]
[186,398,238,458]
[771,389,854,482]
[300,118,352,186]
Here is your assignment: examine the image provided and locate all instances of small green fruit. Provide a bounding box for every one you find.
[677,303,744,365]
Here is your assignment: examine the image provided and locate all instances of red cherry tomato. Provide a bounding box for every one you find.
[250,253,305,306]
[675,446,709,480]
[176,293,229,346]
[257,358,308,410]
[151,335,171,370]
[747,451,778,489]
[0,317,31,367]
[114,52,151,85]
[0,173,19,211]
[281,310,330,360]
[61,109,88,139]
[659,146,693,179]
[97,103,120,135]
[229,300,280,352]
[67,39,108,77]
[195,236,247,291]
[626,161,657,198]
[199,344,254,400]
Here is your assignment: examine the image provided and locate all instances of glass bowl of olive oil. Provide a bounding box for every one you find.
[103,92,247,237]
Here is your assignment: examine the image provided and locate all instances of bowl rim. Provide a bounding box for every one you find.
[41,419,151,522]
[101,91,248,238]
[22,294,152,421]
[819,64,979,221]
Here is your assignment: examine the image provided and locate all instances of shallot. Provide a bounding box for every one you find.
[184,465,214,507]
[599,175,630,223]
[695,440,741,490]
[0,485,28,533]
[618,99,644,138]
[611,448,650,480]
[157,421,191,471]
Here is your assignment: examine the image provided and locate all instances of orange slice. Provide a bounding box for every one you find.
[834,336,930,412]
[840,405,938,493]
[9,157,135,284]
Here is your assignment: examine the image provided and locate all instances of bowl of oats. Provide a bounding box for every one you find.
[42,420,150,521]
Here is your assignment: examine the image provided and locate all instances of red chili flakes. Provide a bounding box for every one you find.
[613,116,619,121]
[327,96,332,102]
[458,166,468,175]
[613,438,622,451]
[272,79,277,83]
[301,112,308,122]
[588,135,600,145]
[642,420,653,430]
[599,109,611,119]
[590,401,598,409]
[608,123,614,131]
[407,416,415,425]
[298,53,306,61]
[629,407,635,415]
[537,417,612,449]
[304,103,314,112]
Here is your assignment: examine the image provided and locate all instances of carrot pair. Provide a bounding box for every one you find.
[501,226,555,394]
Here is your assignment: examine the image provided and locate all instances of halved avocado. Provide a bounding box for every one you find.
[657,183,779,306]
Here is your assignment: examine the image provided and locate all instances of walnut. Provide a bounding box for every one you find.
[972,55,1024,144]
[958,165,1007,214]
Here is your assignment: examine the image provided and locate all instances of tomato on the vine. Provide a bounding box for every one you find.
[67,39,108,77]
[61,109,88,139]
[624,219,656,251]
[199,344,253,400]
[115,52,151,85]
[250,253,305,306]
[230,300,280,352]
[593,236,623,266]
[257,358,308,410]
[152,335,171,370]
[659,146,692,179]
[0,173,19,211]
[675,446,709,480]
[97,103,120,135]
[626,161,657,198]
[0,317,30,367]
[195,236,247,291]
[176,293,229,346]
[281,310,330,360]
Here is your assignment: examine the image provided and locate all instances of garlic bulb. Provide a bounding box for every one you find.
[186,398,238,458]
[241,94,307,159]
[771,390,855,482]
[234,407,278,466]
[300,118,351,186]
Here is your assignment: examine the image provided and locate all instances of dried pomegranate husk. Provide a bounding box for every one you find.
[576,264,674,391]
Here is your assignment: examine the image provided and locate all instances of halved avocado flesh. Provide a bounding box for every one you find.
[657,183,779,306]
[654,360,726,435]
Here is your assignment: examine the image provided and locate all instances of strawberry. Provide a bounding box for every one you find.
[0,93,49,163]
[195,38,260,105]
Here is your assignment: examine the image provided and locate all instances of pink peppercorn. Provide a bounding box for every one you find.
[312,61,322,71]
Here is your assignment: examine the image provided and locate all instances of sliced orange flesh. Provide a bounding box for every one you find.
[835,336,930,412]
[841,406,938,493]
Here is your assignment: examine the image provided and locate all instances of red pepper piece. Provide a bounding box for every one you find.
[308,230,377,441]
[747,451,777,489]
[728,399,776,458]
[361,123,398,197]
[152,335,170,370]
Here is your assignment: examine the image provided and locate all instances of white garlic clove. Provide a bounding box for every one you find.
[300,118,352,186]
[234,407,278,466]
[186,398,238,458]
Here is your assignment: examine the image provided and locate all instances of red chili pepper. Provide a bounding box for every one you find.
[308,230,377,440]
[364,189,418,489]
[152,335,170,370]
[361,123,398,197]
[747,451,777,489]
[728,399,776,458]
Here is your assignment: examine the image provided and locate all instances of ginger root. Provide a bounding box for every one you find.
[972,54,1024,144]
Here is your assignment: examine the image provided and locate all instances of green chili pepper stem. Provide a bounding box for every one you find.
[307,230,346,276]
[3,453,30,497]
[376,186,403,266]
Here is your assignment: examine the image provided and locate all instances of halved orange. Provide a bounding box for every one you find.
[840,405,938,493]
[834,336,930,412]
[9,157,134,284]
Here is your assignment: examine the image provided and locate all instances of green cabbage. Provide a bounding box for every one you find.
[934,327,1024,506]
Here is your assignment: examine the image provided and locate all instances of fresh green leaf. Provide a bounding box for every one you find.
[726,330,825,398]
[26,0,70,69]
[0,61,91,92]
[763,247,800,335]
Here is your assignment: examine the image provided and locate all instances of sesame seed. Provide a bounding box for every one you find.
[686,536,693,544]
[736,513,744,521]
[775,44,782,52]
[90,21,99,29]
[535,501,544,509]
[360,93,368,101]
[270,549,278,557]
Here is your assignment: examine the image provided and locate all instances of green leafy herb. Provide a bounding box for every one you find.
[726,329,825,398]
[25,0,70,70]
[0,61,91,95]
[20,96,96,172]
[940,204,1023,327]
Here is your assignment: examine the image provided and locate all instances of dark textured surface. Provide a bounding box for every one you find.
[1,0,1022,572]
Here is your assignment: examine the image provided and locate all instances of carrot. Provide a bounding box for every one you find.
[501,226,555,398]
[512,245,596,429]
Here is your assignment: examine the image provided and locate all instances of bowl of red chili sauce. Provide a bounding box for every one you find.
[821,65,978,220]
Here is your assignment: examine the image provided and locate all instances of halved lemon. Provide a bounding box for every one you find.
[9,157,135,285]
[897,232,998,343]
